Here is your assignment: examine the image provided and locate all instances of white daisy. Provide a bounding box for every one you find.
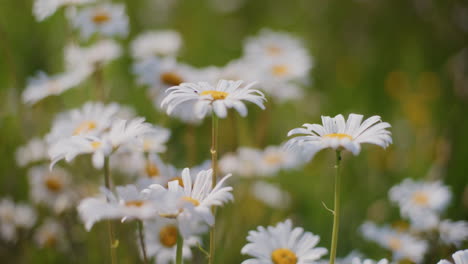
[34,219,65,250]
[33,0,94,21]
[71,3,129,40]
[262,81,304,103]
[251,181,291,209]
[257,54,311,83]
[28,165,76,213]
[257,145,305,176]
[142,217,201,264]
[316,251,364,264]
[65,40,122,72]
[15,137,49,167]
[241,219,328,264]
[438,249,468,264]
[285,114,392,161]
[360,221,428,263]
[131,30,182,59]
[136,125,171,153]
[22,69,90,105]
[161,79,266,119]
[388,179,451,224]
[0,198,37,242]
[349,258,388,264]
[219,147,263,177]
[439,220,468,247]
[46,101,123,143]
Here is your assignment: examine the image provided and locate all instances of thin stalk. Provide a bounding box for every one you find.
[137,220,148,264]
[175,232,184,264]
[329,150,342,264]
[94,67,106,101]
[208,111,219,264]
[104,157,117,264]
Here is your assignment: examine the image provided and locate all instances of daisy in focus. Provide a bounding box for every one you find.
[241,219,328,264]
[285,114,392,161]
[438,249,468,264]
[161,79,266,119]
[71,3,129,40]
[33,0,94,21]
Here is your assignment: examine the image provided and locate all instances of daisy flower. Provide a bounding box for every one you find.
[161,79,266,119]
[0,198,37,242]
[251,181,291,209]
[71,3,129,40]
[348,258,388,264]
[360,221,428,263]
[15,137,49,167]
[388,179,451,224]
[285,114,392,161]
[241,219,328,264]
[65,40,122,72]
[28,165,76,213]
[257,54,311,82]
[142,217,201,264]
[257,145,305,176]
[33,0,94,21]
[438,249,468,264]
[22,69,90,105]
[439,220,468,247]
[34,219,66,250]
[131,30,182,59]
[219,147,263,177]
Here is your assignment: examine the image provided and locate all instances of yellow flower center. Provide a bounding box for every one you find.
[73,121,97,135]
[182,196,200,207]
[264,153,283,165]
[323,133,353,140]
[272,65,289,77]
[266,45,283,56]
[159,225,178,248]
[200,90,228,100]
[160,72,183,86]
[271,248,297,264]
[388,237,402,250]
[125,200,145,207]
[90,141,101,149]
[44,176,63,192]
[92,12,111,24]
[412,191,429,206]
[145,162,160,178]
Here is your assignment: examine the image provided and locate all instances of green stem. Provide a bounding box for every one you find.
[209,111,218,264]
[329,150,342,264]
[104,157,117,264]
[175,233,184,264]
[137,221,148,264]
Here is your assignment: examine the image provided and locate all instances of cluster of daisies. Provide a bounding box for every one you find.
[3,0,465,264]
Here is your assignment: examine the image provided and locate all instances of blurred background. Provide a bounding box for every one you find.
[0,0,467,263]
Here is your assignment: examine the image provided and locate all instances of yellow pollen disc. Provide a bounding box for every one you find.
[92,12,111,24]
[182,196,200,207]
[272,65,289,77]
[125,200,145,207]
[266,45,282,55]
[160,72,183,86]
[388,237,402,250]
[159,225,178,248]
[73,121,97,135]
[412,191,429,206]
[200,90,228,100]
[145,162,160,178]
[271,248,297,264]
[264,154,283,165]
[90,141,101,149]
[324,133,353,140]
[45,176,63,192]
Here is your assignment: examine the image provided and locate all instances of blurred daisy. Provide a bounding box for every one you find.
[131,30,182,59]
[143,217,200,264]
[439,220,468,247]
[258,145,305,176]
[219,147,262,177]
[316,251,364,264]
[0,198,37,242]
[22,69,90,105]
[47,101,123,143]
[258,54,311,82]
[251,181,291,209]
[71,3,129,39]
[15,137,49,167]
[34,219,65,250]
[28,165,76,213]
[33,0,94,21]
[65,40,122,72]
[241,219,328,264]
[285,114,392,161]
[262,81,304,103]
[137,125,171,153]
[388,179,451,224]
[360,221,428,263]
[438,249,468,264]
[349,258,388,264]
[161,79,266,119]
